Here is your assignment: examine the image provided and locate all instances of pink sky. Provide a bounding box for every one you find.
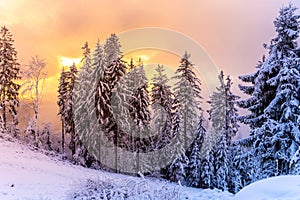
[0,0,299,131]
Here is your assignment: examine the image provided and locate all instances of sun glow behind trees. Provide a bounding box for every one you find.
[58,57,81,69]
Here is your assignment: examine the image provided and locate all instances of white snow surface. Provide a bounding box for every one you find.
[0,135,232,200]
[234,175,300,200]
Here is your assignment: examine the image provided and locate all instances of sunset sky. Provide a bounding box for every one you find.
[1,0,299,131]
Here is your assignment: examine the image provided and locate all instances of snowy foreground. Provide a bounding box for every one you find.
[1,135,300,200]
[234,175,300,200]
[0,136,232,200]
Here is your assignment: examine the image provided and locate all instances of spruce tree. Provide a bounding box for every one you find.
[128,63,151,127]
[200,152,213,189]
[39,123,52,151]
[228,144,246,193]
[290,146,300,174]
[126,61,151,173]
[73,42,99,167]
[99,34,127,142]
[168,52,202,184]
[186,116,206,187]
[238,4,300,180]
[149,64,174,175]
[208,71,239,191]
[151,64,173,144]
[57,67,67,153]
[0,26,20,137]
[57,63,77,156]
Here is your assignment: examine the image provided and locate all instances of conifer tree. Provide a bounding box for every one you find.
[39,123,52,151]
[186,116,206,187]
[151,64,173,144]
[99,34,127,143]
[0,26,20,137]
[238,4,300,180]
[199,130,214,189]
[57,67,67,153]
[57,63,77,156]
[208,71,239,191]
[168,52,202,184]
[290,146,300,175]
[148,64,174,175]
[128,63,151,127]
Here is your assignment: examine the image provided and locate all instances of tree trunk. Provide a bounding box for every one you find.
[61,121,65,154]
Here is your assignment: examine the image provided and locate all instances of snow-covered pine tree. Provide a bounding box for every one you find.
[57,63,77,156]
[213,134,228,190]
[72,42,101,168]
[208,71,239,191]
[200,151,213,189]
[151,64,173,145]
[128,62,151,127]
[186,115,206,187]
[228,144,246,193]
[67,64,77,156]
[102,34,128,171]
[148,64,173,175]
[0,26,20,137]
[39,123,52,151]
[104,33,121,68]
[168,52,202,184]
[57,67,67,153]
[75,41,101,145]
[207,71,227,190]
[98,34,127,141]
[24,118,39,146]
[126,60,151,173]
[290,146,300,174]
[238,4,300,180]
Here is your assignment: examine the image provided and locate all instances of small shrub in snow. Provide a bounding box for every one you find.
[69,177,181,200]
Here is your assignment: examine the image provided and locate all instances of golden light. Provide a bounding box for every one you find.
[139,55,149,61]
[58,56,81,68]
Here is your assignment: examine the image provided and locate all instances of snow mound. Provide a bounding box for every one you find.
[0,136,232,199]
[234,175,300,200]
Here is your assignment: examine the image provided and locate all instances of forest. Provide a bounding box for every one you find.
[0,3,299,195]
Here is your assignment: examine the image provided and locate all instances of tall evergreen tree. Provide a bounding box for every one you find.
[57,67,67,153]
[228,144,246,193]
[238,4,300,180]
[0,26,20,137]
[94,34,128,171]
[148,64,174,175]
[57,63,77,156]
[168,52,202,184]
[208,71,239,191]
[126,61,151,173]
[199,131,214,189]
[73,42,99,168]
[186,115,206,187]
[151,64,173,142]
[128,63,151,127]
[290,146,300,175]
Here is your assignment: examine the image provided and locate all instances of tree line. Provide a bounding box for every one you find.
[55,4,300,193]
[1,3,300,194]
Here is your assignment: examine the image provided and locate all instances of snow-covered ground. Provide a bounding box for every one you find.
[0,135,232,200]
[234,175,300,200]
[2,134,300,200]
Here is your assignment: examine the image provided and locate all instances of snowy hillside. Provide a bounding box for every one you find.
[0,136,232,200]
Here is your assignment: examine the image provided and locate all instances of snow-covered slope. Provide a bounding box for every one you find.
[0,136,232,200]
[234,175,300,200]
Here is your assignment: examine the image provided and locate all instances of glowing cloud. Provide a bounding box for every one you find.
[58,56,81,68]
